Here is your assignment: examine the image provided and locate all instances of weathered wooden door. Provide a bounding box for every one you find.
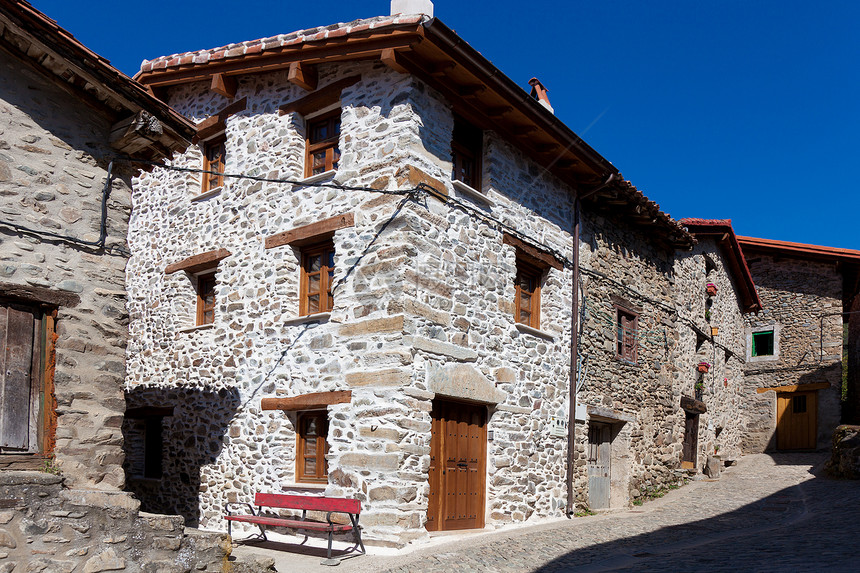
[587,422,611,510]
[0,302,41,452]
[426,400,486,531]
[681,413,699,469]
[777,391,817,450]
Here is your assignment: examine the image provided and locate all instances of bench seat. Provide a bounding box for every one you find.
[224,514,354,532]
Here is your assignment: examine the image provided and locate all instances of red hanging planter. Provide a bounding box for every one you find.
[697,362,711,373]
[706,283,718,296]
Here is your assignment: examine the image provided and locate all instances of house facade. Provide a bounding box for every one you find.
[125,3,778,547]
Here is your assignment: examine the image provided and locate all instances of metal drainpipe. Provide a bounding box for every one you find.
[565,195,581,516]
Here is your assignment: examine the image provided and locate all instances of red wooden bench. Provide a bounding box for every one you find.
[225,493,365,565]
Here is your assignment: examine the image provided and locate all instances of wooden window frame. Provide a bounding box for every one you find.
[299,239,335,316]
[196,271,217,326]
[305,110,341,177]
[201,135,226,193]
[515,257,543,329]
[451,116,482,190]
[296,410,329,483]
[615,306,639,364]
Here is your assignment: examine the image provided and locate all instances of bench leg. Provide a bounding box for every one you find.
[354,526,366,555]
[320,530,341,566]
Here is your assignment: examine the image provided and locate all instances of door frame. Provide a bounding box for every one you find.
[426,398,487,532]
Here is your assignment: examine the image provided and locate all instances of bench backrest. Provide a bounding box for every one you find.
[255,493,361,514]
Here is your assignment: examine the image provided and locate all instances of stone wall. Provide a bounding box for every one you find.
[0,471,241,572]
[0,47,131,489]
[741,255,843,451]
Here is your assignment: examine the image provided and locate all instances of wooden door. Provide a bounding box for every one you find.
[426,400,487,531]
[0,302,41,452]
[776,391,817,450]
[681,413,699,469]
[587,422,611,510]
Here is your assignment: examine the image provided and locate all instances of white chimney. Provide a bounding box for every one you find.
[391,0,434,16]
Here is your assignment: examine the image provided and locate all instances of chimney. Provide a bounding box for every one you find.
[391,0,434,17]
[528,77,554,114]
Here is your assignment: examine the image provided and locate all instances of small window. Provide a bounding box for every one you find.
[297,411,329,483]
[143,416,164,479]
[305,111,341,177]
[792,395,807,414]
[752,330,774,357]
[196,272,217,326]
[202,135,226,193]
[515,258,542,328]
[300,240,335,316]
[451,116,482,189]
[616,308,638,363]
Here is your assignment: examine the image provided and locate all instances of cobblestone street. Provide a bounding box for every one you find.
[232,452,860,572]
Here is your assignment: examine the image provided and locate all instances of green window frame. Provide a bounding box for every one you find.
[751,330,774,357]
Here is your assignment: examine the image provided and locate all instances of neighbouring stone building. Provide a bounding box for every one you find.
[0,2,254,570]
[735,235,860,452]
[124,0,795,548]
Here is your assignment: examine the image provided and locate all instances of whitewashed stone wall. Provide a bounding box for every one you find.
[741,256,843,451]
[674,240,749,463]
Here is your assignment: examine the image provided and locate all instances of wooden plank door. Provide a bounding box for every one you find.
[426,400,486,531]
[0,302,40,452]
[681,413,699,469]
[587,422,611,510]
[777,391,817,450]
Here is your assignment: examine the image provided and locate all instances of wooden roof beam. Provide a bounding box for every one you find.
[288,61,318,91]
[210,73,237,98]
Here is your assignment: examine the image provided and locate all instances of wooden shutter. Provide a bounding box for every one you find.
[0,303,40,451]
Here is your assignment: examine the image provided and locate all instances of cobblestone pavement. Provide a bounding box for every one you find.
[231,453,860,572]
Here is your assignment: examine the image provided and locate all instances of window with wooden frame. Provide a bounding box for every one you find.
[0,301,56,457]
[515,257,542,329]
[451,116,482,190]
[196,272,217,326]
[300,240,335,316]
[305,110,341,177]
[201,135,226,193]
[296,410,329,483]
[616,307,638,363]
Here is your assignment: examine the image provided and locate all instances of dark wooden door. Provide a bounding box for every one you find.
[426,400,486,531]
[587,422,611,509]
[777,391,817,450]
[0,302,40,452]
[681,413,699,469]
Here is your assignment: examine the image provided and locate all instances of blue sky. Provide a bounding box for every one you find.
[32,1,859,249]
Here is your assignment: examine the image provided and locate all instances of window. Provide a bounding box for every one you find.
[196,272,217,326]
[792,395,807,414]
[297,411,329,483]
[616,308,638,363]
[515,258,542,328]
[1,301,54,455]
[202,135,226,192]
[752,330,774,357]
[451,116,482,189]
[305,111,341,177]
[300,240,335,316]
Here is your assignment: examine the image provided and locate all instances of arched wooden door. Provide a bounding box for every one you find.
[426,399,487,531]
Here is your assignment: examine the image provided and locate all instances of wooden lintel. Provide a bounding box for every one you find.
[261,390,352,411]
[288,61,318,91]
[680,396,707,415]
[0,281,80,308]
[756,382,831,394]
[196,97,248,141]
[265,212,355,249]
[210,73,238,98]
[502,232,563,271]
[279,75,361,116]
[380,48,408,74]
[165,248,231,274]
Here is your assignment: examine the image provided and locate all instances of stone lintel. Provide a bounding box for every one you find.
[407,336,477,361]
[265,212,355,249]
[587,405,636,423]
[679,396,707,415]
[339,315,404,337]
[165,248,230,274]
[426,363,506,405]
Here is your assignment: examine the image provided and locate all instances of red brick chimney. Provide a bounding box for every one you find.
[529,77,553,114]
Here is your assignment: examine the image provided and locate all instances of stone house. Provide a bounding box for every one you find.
[125,1,782,548]
[734,235,860,451]
[0,2,247,569]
